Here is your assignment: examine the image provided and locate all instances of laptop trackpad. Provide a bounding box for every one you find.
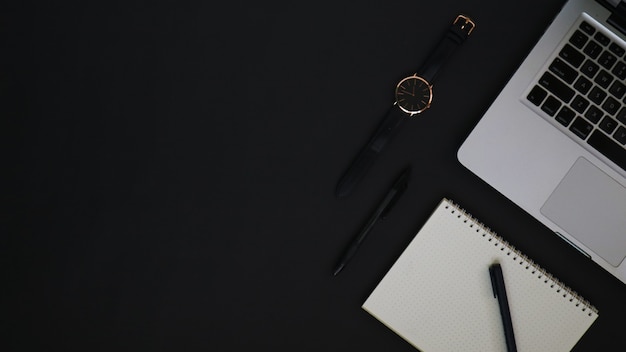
[541,157,626,267]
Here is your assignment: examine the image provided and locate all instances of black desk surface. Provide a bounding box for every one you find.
[4,0,626,351]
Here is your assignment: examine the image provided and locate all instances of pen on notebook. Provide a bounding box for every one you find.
[333,166,410,276]
[489,263,518,352]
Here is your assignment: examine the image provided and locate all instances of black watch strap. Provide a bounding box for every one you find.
[418,15,475,84]
[334,14,474,198]
[335,106,406,198]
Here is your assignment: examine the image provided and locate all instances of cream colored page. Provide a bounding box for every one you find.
[362,199,597,352]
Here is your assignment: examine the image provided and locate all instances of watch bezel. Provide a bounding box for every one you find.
[394,75,433,115]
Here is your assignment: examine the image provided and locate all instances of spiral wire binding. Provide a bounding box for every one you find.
[443,198,598,316]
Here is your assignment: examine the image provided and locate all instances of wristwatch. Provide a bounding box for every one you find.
[335,14,475,198]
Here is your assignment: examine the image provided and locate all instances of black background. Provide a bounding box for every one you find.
[3,0,626,351]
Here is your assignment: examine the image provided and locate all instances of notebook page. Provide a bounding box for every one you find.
[362,198,598,352]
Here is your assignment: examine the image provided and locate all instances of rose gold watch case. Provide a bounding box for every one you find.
[394,75,433,116]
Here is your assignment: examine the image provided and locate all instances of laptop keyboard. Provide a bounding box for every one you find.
[526,19,626,172]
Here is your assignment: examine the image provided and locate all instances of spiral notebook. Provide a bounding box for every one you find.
[362,198,598,352]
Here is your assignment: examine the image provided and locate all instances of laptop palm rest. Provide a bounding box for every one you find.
[541,157,626,267]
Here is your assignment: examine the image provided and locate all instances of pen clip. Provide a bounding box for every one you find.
[489,264,499,298]
[380,167,411,219]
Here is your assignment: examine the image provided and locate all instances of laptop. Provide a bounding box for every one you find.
[458,0,626,285]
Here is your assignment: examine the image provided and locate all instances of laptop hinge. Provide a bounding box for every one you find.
[596,0,626,35]
[608,2,626,37]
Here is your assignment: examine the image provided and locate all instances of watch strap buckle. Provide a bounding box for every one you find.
[453,14,475,36]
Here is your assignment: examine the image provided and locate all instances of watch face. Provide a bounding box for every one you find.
[395,75,432,115]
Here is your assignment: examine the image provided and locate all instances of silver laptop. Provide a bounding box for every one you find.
[458,0,626,284]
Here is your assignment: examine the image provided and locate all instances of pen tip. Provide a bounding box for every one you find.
[333,264,344,276]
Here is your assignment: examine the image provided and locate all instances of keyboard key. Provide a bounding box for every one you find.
[594,32,610,46]
[542,96,562,116]
[560,44,585,67]
[584,40,603,59]
[594,69,614,88]
[600,116,619,134]
[598,51,617,69]
[527,85,547,106]
[609,42,625,57]
[615,126,626,145]
[616,107,626,124]
[580,21,595,35]
[549,58,578,83]
[585,105,604,123]
[569,30,589,49]
[538,72,575,103]
[588,130,626,170]
[571,95,590,113]
[612,61,626,80]
[581,59,600,78]
[602,96,621,115]
[555,106,576,126]
[573,75,593,94]
[609,80,626,99]
[570,117,594,139]
[588,86,607,105]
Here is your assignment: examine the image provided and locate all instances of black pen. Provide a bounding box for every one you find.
[333,167,410,276]
[489,263,517,352]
